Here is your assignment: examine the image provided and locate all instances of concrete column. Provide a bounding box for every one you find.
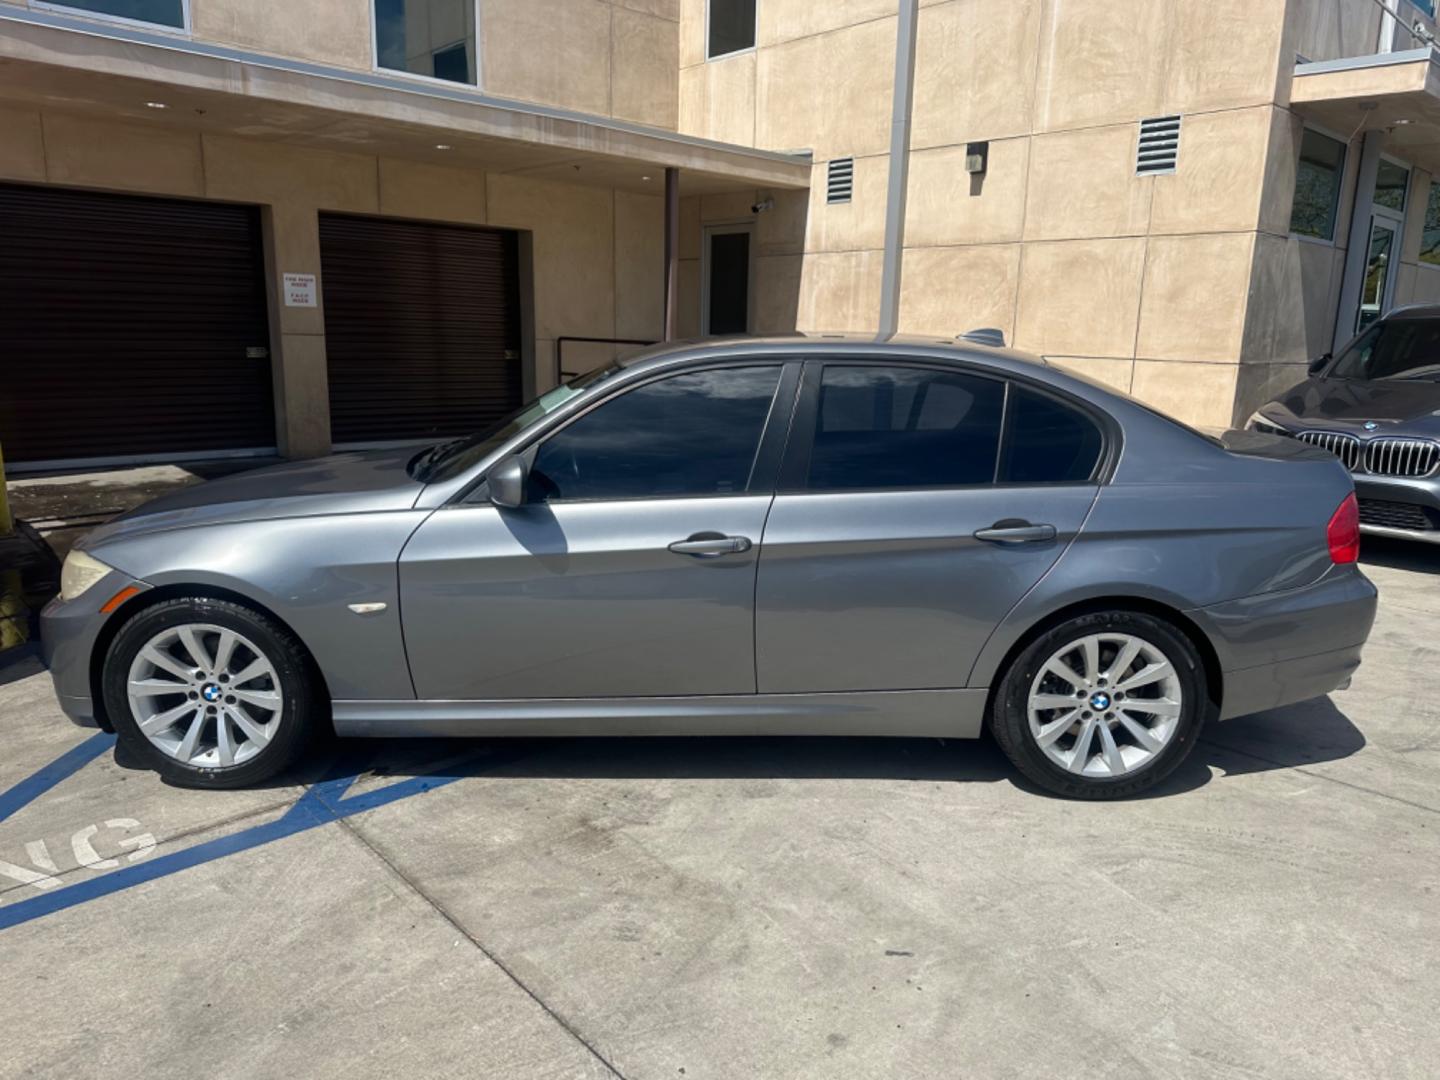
[663,166,680,341]
[262,203,332,459]
[1332,129,1385,353]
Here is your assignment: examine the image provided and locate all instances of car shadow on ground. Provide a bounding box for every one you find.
[140,695,1367,802]
[0,643,45,689]
[1362,535,1439,573]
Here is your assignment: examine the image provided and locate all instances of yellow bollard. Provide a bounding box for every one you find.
[0,442,29,650]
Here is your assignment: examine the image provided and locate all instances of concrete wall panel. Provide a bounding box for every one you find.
[1164,0,1286,114]
[378,158,488,224]
[44,113,203,197]
[1014,238,1147,358]
[905,140,1028,247]
[755,17,895,159]
[613,7,680,129]
[0,103,45,182]
[896,243,1022,340]
[1136,232,1255,363]
[1150,106,1273,236]
[910,0,1039,149]
[1033,0,1166,133]
[195,0,373,72]
[1023,125,1153,241]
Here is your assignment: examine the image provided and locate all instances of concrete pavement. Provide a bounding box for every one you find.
[0,539,1436,1079]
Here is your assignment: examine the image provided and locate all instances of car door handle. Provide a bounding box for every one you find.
[668,533,753,557]
[973,520,1057,545]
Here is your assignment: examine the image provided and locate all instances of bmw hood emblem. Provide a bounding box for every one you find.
[1364,421,1379,431]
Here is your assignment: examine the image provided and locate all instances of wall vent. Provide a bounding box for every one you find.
[827,157,854,204]
[1136,116,1181,175]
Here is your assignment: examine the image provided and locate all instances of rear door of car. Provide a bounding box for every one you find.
[754,358,1106,694]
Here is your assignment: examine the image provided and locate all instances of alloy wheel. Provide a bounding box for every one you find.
[1026,632,1183,779]
[125,623,284,768]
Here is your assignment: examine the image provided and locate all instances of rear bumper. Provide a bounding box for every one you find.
[1190,566,1378,721]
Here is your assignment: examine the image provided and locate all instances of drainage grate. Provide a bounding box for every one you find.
[826,157,854,204]
[1136,116,1181,175]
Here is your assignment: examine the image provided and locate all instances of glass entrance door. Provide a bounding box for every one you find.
[1357,217,1400,333]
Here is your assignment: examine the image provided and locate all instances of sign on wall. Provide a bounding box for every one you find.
[283,272,318,308]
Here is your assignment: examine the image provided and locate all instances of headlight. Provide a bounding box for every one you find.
[60,550,114,602]
[1246,410,1287,435]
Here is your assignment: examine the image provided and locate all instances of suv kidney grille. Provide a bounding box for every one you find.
[1295,430,1363,470]
[1365,437,1439,477]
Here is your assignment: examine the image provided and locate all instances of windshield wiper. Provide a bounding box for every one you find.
[409,438,464,481]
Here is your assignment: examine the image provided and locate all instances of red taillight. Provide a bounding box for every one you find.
[1327,493,1360,564]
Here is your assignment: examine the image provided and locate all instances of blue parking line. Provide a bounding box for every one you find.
[0,749,511,933]
[0,732,117,825]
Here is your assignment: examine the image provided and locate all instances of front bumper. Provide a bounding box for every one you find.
[39,571,148,729]
[1190,566,1378,720]
[1353,473,1440,544]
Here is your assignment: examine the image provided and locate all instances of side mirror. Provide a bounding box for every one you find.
[487,454,529,509]
[1308,352,1332,376]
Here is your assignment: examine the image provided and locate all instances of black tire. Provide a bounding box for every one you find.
[989,610,1209,800]
[102,597,322,789]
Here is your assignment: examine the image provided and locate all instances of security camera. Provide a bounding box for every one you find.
[751,197,775,214]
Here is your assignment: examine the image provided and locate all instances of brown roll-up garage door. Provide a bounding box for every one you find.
[0,183,275,465]
[319,214,522,444]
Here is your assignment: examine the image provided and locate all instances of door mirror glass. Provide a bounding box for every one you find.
[487,455,529,509]
[1308,352,1333,376]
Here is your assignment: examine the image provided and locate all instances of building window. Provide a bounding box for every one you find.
[374,0,477,85]
[1375,157,1410,213]
[1290,129,1346,241]
[708,0,756,59]
[1421,183,1440,266]
[1408,0,1436,17]
[39,0,186,29]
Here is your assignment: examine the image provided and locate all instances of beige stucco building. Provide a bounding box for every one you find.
[3,0,1440,467]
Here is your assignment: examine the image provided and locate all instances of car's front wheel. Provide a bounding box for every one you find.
[989,610,1208,800]
[102,597,321,788]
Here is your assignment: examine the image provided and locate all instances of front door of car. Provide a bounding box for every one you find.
[400,363,797,700]
[755,361,1105,694]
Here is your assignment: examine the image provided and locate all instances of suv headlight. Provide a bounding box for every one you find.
[1246,410,1287,435]
[60,550,114,602]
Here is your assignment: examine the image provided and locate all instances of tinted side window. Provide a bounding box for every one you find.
[1000,387,1104,483]
[530,367,782,501]
[805,366,1004,491]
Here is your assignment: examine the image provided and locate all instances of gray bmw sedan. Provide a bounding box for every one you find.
[42,336,1377,799]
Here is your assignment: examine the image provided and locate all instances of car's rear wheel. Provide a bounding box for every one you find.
[102,598,321,789]
[989,610,1208,800]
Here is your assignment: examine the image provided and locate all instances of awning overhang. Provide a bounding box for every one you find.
[1291,47,1440,174]
[0,7,811,197]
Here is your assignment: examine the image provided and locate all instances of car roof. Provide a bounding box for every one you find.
[616,332,1048,371]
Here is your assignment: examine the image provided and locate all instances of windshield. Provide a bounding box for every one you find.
[1330,320,1440,382]
[408,364,620,483]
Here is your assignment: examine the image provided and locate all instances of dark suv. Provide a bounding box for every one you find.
[1250,305,1440,545]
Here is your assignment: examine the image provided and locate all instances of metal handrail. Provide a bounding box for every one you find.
[555,336,658,384]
